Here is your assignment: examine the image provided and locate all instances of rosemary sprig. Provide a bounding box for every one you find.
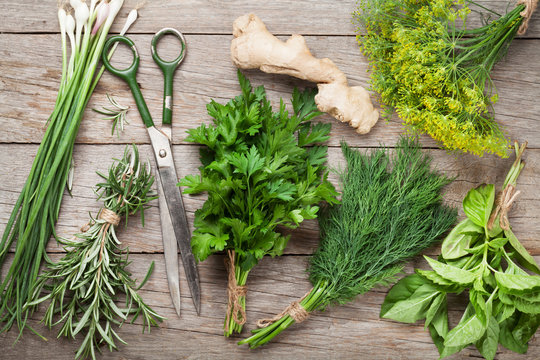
[93,94,130,136]
[26,145,163,360]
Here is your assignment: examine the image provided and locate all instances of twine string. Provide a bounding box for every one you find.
[518,0,538,35]
[99,208,121,226]
[256,288,312,328]
[488,184,520,231]
[225,250,247,329]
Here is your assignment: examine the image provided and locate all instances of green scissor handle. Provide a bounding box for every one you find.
[151,28,187,126]
[102,35,155,128]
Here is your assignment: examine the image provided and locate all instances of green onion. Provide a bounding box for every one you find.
[0,0,130,336]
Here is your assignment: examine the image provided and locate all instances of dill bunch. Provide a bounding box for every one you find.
[26,145,163,360]
[239,137,458,348]
[355,0,527,157]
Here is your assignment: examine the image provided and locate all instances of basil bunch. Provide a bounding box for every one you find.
[381,143,540,359]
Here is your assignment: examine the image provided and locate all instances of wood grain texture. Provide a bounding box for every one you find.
[0,0,538,37]
[1,144,539,256]
[0,254,539,359]
[0,34,539,149]
[1,0,540,359]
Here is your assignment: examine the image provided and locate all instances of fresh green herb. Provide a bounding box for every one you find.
[240,137,458,348]
[0,1,128,336]
[179,70,339,336]
[26,145,163,360]
[380,142,540,359]
[93,94,130,136]
[355,0,527,157]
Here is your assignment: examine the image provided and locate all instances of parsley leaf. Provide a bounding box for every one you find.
[180,70,338,269]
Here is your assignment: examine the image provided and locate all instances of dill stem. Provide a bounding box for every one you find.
[239,281,329,348]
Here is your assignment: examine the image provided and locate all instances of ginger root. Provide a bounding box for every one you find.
[231,14,379,134]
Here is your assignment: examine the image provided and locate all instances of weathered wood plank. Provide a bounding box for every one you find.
[1,144,539,256]
[1,254,539,359]
[0,0,538,38]
[0,34,538,149]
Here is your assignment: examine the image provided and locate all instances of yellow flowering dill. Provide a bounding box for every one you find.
[355,0,526,157]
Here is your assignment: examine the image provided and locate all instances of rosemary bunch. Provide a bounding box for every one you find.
[240,137,458,348]
[27,145,163,360]
[355,0,527,157]
[0,1,132,336]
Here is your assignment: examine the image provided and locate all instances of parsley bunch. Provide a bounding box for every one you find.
[240,137,458,348]
[355,0,526,157]
[180,71,339,336]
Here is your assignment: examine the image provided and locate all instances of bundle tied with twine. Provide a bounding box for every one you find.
[256,289,311,328]
[25,145,163,360]
[488,141,527,231]
[225,250,248,328]
[518,0,538,35]
[487,184,520,230]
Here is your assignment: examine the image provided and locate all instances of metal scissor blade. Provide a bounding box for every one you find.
[159,166,201,315]
[147,126,201,315]
[155,169,182,316]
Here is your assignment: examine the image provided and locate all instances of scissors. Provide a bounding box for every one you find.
[102,28,200,316]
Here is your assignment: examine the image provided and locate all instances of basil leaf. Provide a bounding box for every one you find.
[499,315,529,354]
[470,290,488,324]
[512,313,540,345]
[380,274,428,317]
[495,273,540,294]
[439,343,467,359]
[430,296,449,338]
[499,291,514,306]
[512,296,540,314]
[425,256,477,285]
[416,269,454,287]
[429,321,465,359]
[505,228,540,275]
[427,324,445,355]
[444,314,486,347]
[488,237,508,250]
[438,302,472,357]
[425,293,445,329]
[487,214,503,238]
[513,291,540,303]
[496,302,515,323]
[429,316,464,359]
[462,184,495,228]
[441,219,482,260]
[382,284,440,323]
[475,316,499,360]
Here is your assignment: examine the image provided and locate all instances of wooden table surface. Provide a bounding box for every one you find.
[1,1,539,359]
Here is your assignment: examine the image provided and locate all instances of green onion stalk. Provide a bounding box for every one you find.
[239,137,458,348]
[355,0,532,157]
[0,0,132,337]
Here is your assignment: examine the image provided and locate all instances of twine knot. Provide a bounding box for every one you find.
[256,289,312,328]
[99,208,121,226]
[518,0,538,35]
[225,250,247,328]
[488,184,520,231]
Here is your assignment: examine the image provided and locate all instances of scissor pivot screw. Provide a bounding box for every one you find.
[159,149,167,158]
